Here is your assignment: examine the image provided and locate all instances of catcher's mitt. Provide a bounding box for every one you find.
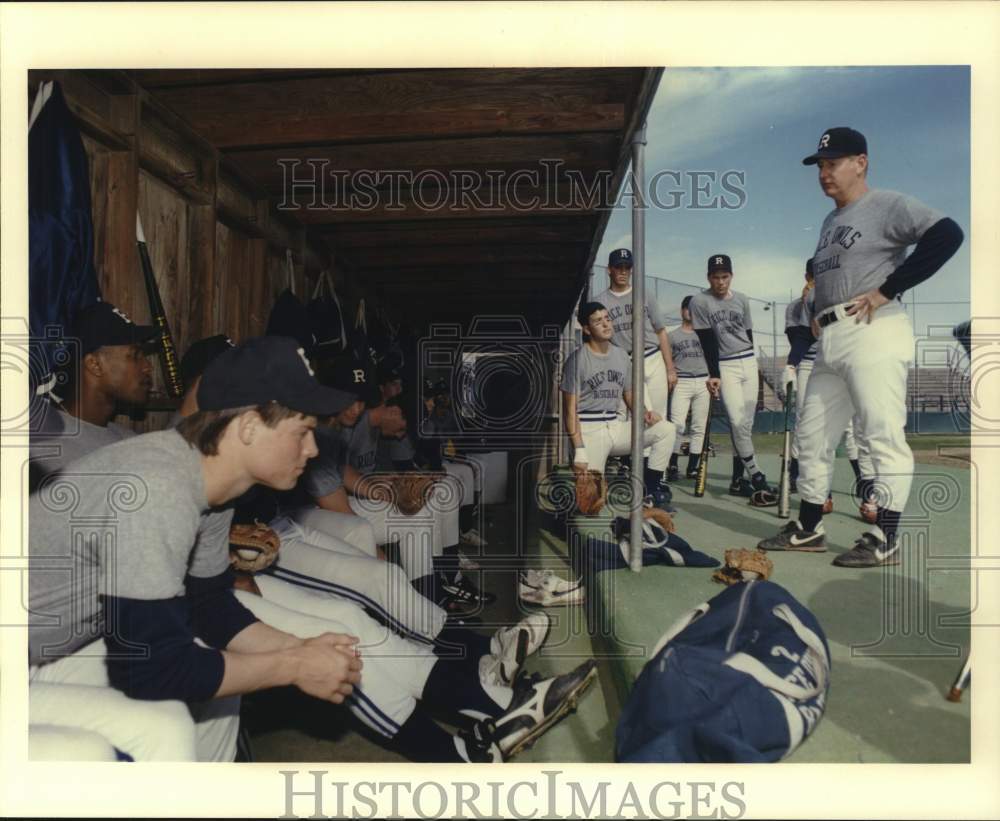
[643,505,676,534]
[748,488,778,508]
[575,469,607,516]
[229,522,281,573]
[712,548,774,586]
[391,473,439,516]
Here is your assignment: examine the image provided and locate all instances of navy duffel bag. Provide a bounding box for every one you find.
[615,580,831,763]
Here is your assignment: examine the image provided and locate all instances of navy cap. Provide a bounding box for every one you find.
[316,355,380,405]
[377,361,402,385]
[180,334,235,387]
[608,248,633,268]
[70,301,159,356]
[802,127,867,165]
[197,336,356,416]
[707,254,732,274]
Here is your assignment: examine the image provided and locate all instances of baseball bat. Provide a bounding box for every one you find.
[778,378,795,518]
[136,213,183,398]
[693,392,715,497]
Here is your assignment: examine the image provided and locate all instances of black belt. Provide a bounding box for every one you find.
[817,310,840,328]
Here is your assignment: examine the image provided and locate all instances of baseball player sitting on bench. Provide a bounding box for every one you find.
[563,301,676,510]
[29,335,597,762]
[593,247,679,508]
[177,339,459,645]
[28,301,212,761]
[302,362,493,613]
[759,126,963,567]
[665,295,711,483]
[690,254,773,496]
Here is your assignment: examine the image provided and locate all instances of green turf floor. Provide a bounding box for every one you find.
[569,450,972,763]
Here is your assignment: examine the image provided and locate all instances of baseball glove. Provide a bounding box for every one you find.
[748,488,779,508]
[712,548,774,586]
[391,473,440,516]
[229,522,281,573]
[643,505,676,533]
[859,501,878,524]
[575,469,607,516]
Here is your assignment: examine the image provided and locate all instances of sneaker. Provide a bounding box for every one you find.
[666,466,680,483]
[490,660,598,759]
[455,721,503,763]
[482,613,552,686]
[757,520,827,552]
[519,569,584,607]
[440,575,497,609]
[832,532,900,568]
[729,478,753,497]
[859,501,878,524]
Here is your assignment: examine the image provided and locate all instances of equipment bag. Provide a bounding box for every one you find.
[307,269,347,356]
[266,250,316,353]
[615,579,830,763]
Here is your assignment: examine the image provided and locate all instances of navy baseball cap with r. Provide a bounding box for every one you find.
[608,248,633,268]
[317,355,380,405]
[70,301,159,356]
[802,127,867,165]
[707,254,732,274]
[198,336,356,416]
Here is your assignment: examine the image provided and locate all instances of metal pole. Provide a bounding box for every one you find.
[629,125,647,573]
[771,300,777,433]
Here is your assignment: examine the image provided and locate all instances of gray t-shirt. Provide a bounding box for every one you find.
[785,290,818,360]
[30,404,134,486]
[689,289,754,358]
[560,344,632,418]
[812,189,943,314]
[301,423,348,499]
[592,287,666,355]
[29,429,230,666]
[668,327,708,377]
[346,411,380,476]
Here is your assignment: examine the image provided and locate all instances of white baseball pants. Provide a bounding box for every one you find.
[349,474,463,580]
[267,515,447,642]
[578,414,676,473]
[236,576,440,738]
[792,359,860,461]
[795,301,914,511]
[669,375,711,455]
[718,351,758,461]
[29,642,239,761]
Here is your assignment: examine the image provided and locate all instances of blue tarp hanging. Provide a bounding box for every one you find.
[29,80,102,393]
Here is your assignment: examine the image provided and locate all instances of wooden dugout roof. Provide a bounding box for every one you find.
[131,68,662,328]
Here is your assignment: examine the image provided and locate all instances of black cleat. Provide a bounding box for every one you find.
[729,478,753,497]
[832,532,900,568]
[490,660,598,759]
[757,520,826,552]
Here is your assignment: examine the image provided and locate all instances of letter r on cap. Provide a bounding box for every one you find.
[353,369,366,383]
[715,256,723,265]
[819,134,830,148]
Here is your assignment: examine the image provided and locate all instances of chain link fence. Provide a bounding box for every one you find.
[587,268,971,434]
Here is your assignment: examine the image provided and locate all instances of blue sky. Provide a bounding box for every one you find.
[593,66,970,348]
